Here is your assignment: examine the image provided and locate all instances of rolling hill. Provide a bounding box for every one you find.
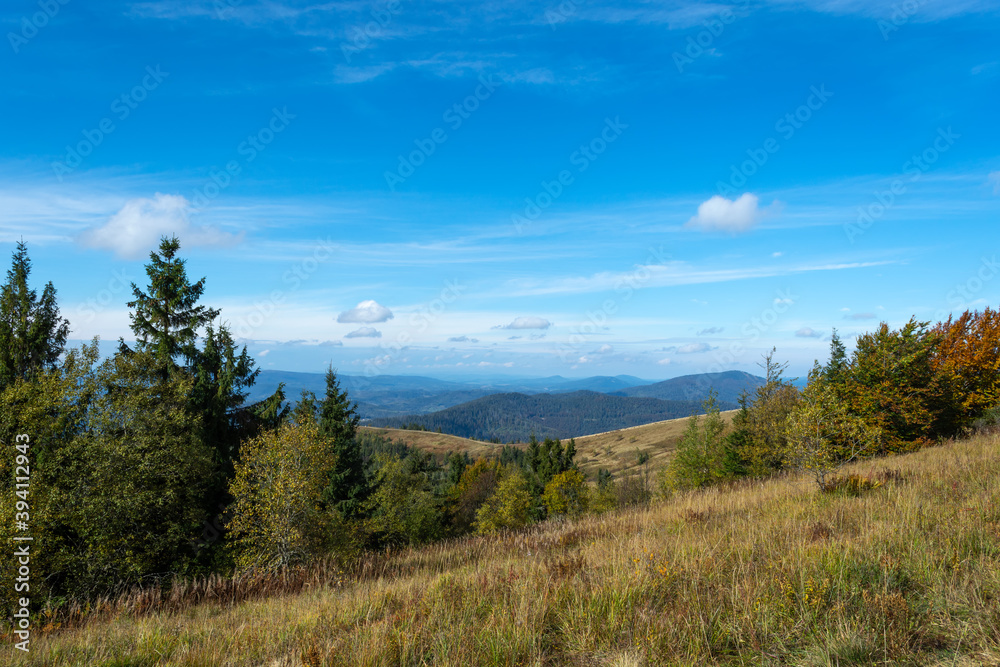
[367,390,730,442]
[613,369,763,404]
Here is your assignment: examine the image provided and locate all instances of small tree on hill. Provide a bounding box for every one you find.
[542,469,590,517]
[783,382,881,489]
[475,467,534,534]
[667,391,730,489]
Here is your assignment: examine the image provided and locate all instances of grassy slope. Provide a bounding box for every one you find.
[19,434,1000,666]
[363,411,736,479]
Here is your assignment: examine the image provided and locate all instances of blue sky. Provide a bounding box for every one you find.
[1,0,998,379]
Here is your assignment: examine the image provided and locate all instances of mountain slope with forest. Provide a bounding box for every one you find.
[368,390,730,441]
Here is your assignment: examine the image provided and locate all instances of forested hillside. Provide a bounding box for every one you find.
[614,369,764,403]
[369,391,722,441]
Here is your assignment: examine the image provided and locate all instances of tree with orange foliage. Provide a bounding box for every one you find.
[933,307,1000,427]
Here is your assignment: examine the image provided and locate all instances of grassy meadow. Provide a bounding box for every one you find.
[7,431,1000,666]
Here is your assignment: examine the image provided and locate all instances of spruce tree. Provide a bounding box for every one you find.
[824,328,848,386]
[319,366,368,520]
[0,241,70,390]
[127,236,219,378]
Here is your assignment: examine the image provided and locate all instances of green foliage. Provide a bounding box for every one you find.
[542,469,590,517]
[838,318,953,451]
[127,235,220,378]
[667,391,731,490]
[364,452,443,547]
[729,349,801,476]
[227,421,344,570]
[0,240,69,391]
[474,467,535,534]
[783,383,882,488]
[449,457,500,533]
[319,366,368,520]
[526,436,576,491]
[1,342,214,600]
[291,389,318,426]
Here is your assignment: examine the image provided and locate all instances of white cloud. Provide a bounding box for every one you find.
[774,296,794,306]
[318,340,343,346]
[448,335,479,343]
[258,349,271,357]
[677,342,715,354]
[686,193,763,233]
[657,358,672,365]
[78,193,241,259]
[697,327,724,335]
[596,344,614,354]
[337,300,394,324]
[344,327,382,338]
[795,327,821,338]
[494,316,552,330]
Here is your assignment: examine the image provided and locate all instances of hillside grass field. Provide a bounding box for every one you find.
[12,432,1000,666]
[362,411,737,479]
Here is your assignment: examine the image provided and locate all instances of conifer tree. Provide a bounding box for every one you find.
[127,236,219,378]
[0,241,70,390]
[319,366,368,520]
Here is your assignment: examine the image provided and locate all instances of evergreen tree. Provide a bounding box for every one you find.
[319,366,368,520]
[824,328,848,386]
[0,241,70,390]
[291,389,319,426]
[127,236,220,378]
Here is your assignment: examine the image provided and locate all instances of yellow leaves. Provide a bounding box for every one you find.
[227,421,339,570]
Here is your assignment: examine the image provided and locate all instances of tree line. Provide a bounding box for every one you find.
[667,313,1000,491]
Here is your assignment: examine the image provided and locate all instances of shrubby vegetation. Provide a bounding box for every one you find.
[667,321,1000,492]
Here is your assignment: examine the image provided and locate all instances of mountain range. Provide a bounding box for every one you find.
[247,369,763,439]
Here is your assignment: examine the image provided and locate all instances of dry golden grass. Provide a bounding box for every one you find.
[570,411,736,477]
[363,412,736,479]
[358,426,507,460]
[9,433,1000,666]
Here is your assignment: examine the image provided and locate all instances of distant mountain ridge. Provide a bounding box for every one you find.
[247,369,764,421]
[613,370,764,405]
[368,391,727,442]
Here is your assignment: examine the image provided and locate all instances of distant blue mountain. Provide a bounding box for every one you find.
[247,369,762,420]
